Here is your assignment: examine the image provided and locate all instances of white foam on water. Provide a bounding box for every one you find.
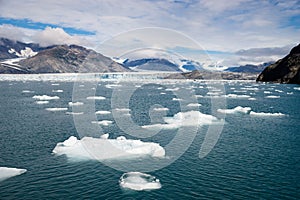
[187,103,202,107]
[153,107,169,111]
[51,83,60,86]
[86,96,106,100]
[217,106,251,114]
[266,95,280,99]
[119,172,161,191]
[142,123,178,130]
[66,112,84,115]
[95,110,111,115]
[52,135,165,161]
[46,108,68,112]
[91,120,113,126]
[0,167,27,182]
[68,102,84,106]
[36,101,49,104]
[287,92,294,95]
[194,94,204,98]
[33,95,60,100]
[249,111,285,117]
[160,92,166,95]
[52,89,63,93]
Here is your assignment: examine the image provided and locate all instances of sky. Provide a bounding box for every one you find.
[0,0,299,67]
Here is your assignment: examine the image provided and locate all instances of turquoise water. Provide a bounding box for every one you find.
[0,80,299,199]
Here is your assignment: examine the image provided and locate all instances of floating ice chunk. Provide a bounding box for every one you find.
[194,94,204,98]
[0,167,27,182]
[249,111,285,117]
[223,94,251,98]
[100,133,109,139]
[153,107,169,111]
[187,103,202,107]
[160,92,166,95]
[164,110,222,127]
[36,100,49,104]
[287,92,293,95]
[22,90,34,93]
[142,123,178,130]
[46,108,68,112]
[33,95,59,100]
[217,106,251,114]
[114,108,131,112]
[166,87,179,91]
[52,136,165,161]
[119,172,161,191]
[266,95,280,99]
[52,89,63,93]
[86,96,106,100]
[264,91,272,94]
[294,87,300,91]
[51,83,60,86]
[91,120,113,126]
[172,98,182,101]
[68,102,84,106]
[95,110,111,115]
[248,98,257,101]
[66,112,84,115]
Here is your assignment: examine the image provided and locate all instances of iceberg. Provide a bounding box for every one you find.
[52,135,165,161]
[217,106,251,114]
[265,95,280,99]
[52,89,63,93]
[0,167,27,182]
[32,95,59,100]
[119,172,161,191]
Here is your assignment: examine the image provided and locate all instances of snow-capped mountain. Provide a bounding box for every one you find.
[115,57,205,72]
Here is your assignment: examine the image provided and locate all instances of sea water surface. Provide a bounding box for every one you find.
[0,78,299,199]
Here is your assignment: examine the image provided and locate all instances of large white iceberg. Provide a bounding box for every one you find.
[119,172,161,191]
[52,135,165,161]
[0,167,27,182]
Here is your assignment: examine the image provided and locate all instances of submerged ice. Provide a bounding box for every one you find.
[52,135,165,161]
[119,172,161,191]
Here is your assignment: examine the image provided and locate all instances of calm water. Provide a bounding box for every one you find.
[0,79,299,199]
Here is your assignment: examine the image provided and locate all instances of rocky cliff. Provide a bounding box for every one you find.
[257,44,300,84]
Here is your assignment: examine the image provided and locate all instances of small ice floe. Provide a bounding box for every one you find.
[46,108,68,112]
[52,89,63,93]
[264,91,272,94]
[165,87,179,91]
[119,172,161,191]
[114,108,131,112]
[217,106,251,114]
[22,90,34,93]
[172,98,182,101]
[0,167,27,182]
[265,95,280,99]
[187,103,202,107]
[153,107,169,111]
[223,94,251,98]
[52,135,165,161]
[294,87,300,91]
[36,101,49,104]
[51,83,60,86]
[33,95,59,100]
[68,102,84,106]
[95,111,111,115]
[91,120,113,126]
[248,98,257,101]
[86,96,106,100]
[66,112,84,115]
[249,111,285,117]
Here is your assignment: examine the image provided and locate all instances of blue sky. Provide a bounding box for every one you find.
[0,0,299,66]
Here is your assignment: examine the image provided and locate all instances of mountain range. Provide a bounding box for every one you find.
[0,38,129,73]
